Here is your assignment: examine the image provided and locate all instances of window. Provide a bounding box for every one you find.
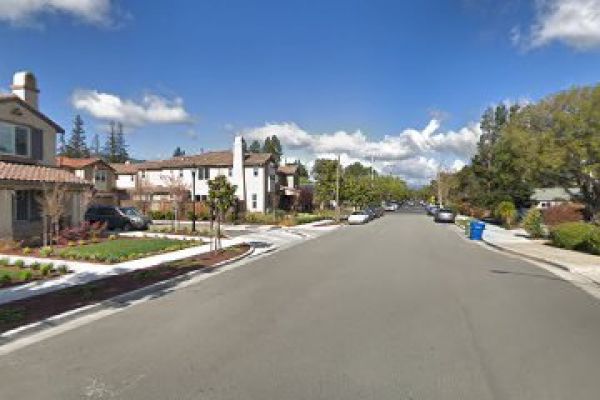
[141,170,146,179]
[198,167,210,180]
[94,170,107,182]
[14,191,41,221]
[179,169,184,178]
[253,167,259,177]
[130,174,135,182]
[0,123,30,156]
[228,168,232,177]
[252,193,257,209]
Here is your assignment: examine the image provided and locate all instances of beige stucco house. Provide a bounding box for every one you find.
[56,157,117,205]
[0,71,90,242]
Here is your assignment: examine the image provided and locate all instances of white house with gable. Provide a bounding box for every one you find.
[112,137,292,213]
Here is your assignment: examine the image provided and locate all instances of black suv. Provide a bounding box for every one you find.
[84,206,150,231]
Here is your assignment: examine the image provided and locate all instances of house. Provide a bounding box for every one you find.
[112,137,280,213]
[531,187,581,209]
[56,157,117,205]
[277,164,300,210]
[0,72,90,241]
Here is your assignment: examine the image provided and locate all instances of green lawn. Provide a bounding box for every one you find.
[59,238,201,263]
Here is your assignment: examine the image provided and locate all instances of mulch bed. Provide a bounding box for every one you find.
[0,244,250,334]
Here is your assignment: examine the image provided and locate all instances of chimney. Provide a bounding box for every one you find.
[11,71,39,109]
[232,136,246,201]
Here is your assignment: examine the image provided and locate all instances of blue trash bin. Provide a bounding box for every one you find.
[469,220,485,240]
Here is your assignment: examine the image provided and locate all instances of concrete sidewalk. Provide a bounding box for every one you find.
[481,223,600,285]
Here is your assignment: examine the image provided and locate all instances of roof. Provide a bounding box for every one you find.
[277,164,299,175]
[110,162,140,174]
[56,157,115,171]
[111,151,274,173]
[531,187,581,202]
[0,94,64,133]
[0,161,90,186]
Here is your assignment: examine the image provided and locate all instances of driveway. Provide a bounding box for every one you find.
[2,213,600,399]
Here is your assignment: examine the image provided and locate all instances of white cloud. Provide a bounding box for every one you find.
[241,120,480,186]
[72,89,193,127]
[0,0,119,26]
[516,0,600,50]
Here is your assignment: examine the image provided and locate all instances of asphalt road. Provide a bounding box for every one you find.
[2,213,600,399]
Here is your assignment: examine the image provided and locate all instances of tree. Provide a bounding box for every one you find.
[312,159,340,209]
[65,115,90,158]
[173,146,185,157]
[57,130,67,156]
[344,161,376,178]
[90,133,100,156]
[115,122,129,162]
[208,175,237,252]
[162,175,190,230]
[35,184,68,246]
[249,140,262,153]
[262,135,282,164]
[102,121,119,162]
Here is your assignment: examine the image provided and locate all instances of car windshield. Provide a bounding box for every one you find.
[439,209,453,213]
[352,211,365,215]
[119,207,141,216]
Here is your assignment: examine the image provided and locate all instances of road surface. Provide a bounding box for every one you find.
[2,212,600,399]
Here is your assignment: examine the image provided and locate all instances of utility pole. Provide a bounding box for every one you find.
[371,155,374,181]
[335,154,340,223]
[437,167,443,207]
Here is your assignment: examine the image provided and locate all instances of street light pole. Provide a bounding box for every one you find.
[335,154,340,223]
[191,169,196,232]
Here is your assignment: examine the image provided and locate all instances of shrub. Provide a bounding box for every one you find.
[67,241,76,247]
[14,259,25,268]
[494,201,518,228]
[21,247,32,255]
[78,239,87,246]
[149,210,165,220]
[542,203,583,226]
[19,270,33,281]
[57,265,69,274]
[108,234,117,241]
[522,208,545,238]
[40,263,53,276]
[0,258,9,266]
[39,246,54,257]
[164,211,175,220]
[550,222,596,250]
[0,273,11,285]
[30,262,41,271]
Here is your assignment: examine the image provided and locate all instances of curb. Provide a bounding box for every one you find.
[0,245,256,347]
[481,238,571,272]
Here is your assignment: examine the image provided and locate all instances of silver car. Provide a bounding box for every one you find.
[434,208,455,223]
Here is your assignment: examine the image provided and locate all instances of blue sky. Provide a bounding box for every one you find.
[1,0,599,184]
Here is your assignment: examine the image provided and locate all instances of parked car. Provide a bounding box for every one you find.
[348,211,371,225]
[434,208,456,223]
[426,205,440,216]
[384,202,399,212]
[85,206,150,231]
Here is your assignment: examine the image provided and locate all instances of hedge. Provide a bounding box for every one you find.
[550,222,597,251]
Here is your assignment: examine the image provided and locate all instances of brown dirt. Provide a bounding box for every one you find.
[0,244,250,334]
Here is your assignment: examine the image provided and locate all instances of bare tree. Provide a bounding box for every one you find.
[132,177,152,214]
[36,183,68,246]
[162,174,190,230]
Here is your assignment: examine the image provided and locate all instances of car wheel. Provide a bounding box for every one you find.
[122,223,132,232]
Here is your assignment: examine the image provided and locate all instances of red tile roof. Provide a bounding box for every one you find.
[56,157,114,170]
[0,162,90,185]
